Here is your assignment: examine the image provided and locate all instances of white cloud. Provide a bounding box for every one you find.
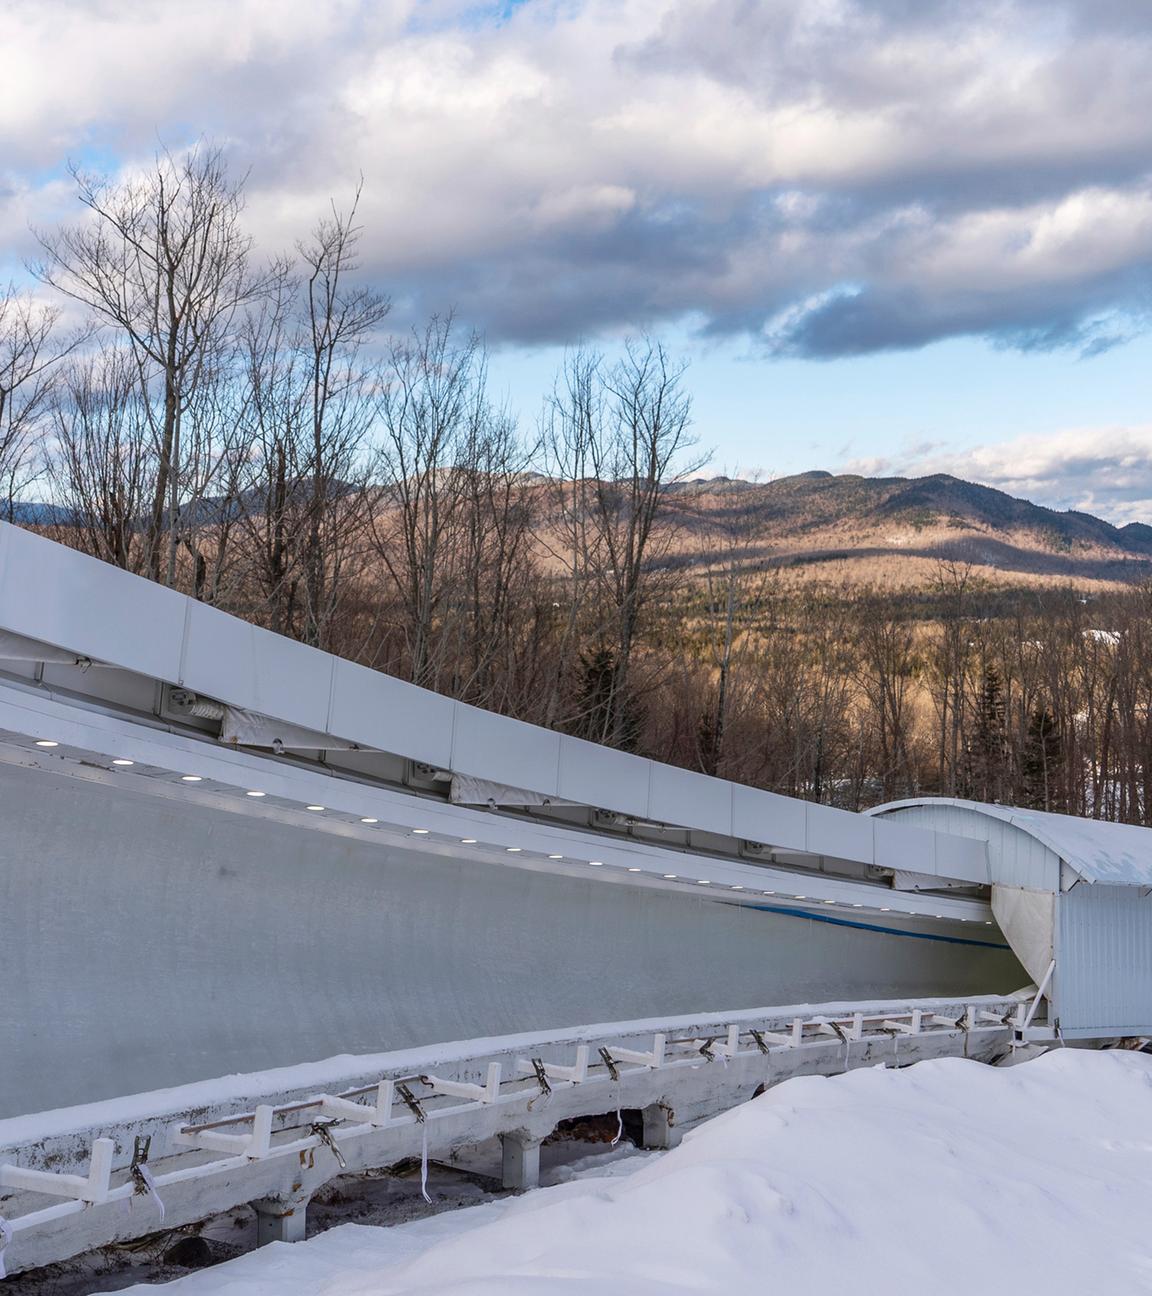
[847,425,1152,524]
[0,0,1150,351]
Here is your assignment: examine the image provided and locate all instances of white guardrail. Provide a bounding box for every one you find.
[0,995,1028,1278]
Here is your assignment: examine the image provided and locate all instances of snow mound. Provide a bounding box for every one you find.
[124,1050,1152,1296]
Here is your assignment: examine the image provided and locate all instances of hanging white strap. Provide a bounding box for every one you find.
[0,1214,12,1280]
[419,1123,431,1204]
[134,1164,166,1223]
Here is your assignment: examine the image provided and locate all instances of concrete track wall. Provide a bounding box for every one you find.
[0,765,1022,1117]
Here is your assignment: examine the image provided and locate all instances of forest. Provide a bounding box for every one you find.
[3,146,1151,824]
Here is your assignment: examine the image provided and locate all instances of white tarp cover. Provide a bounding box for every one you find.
[991,884,1055,986]
[450,773,579,808]
[220,706,366,751]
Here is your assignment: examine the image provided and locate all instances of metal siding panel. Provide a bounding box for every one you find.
[648,764,733,836]
[1058,886,1152,1033]
[556,735,651,815]
[873,816,936,875]
[936,831,991,885]
[806,803,874,865]
[731,784,807,853]
[327,659,456,768]
[181,602,334,734]
[880,804,1055,890]
[451,705,561,796]
[0,521,185,683]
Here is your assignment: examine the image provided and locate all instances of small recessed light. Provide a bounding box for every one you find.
[794,895,807,900]
[181,775,203,782]
[824,899,836,905]
[880,907,891,912]
[461,838,477,844]
[246,791,266,798]
[985,921,993,925]
[627,867,642,872]
[361,817,378,824]
[588,860,603,866]
[412,828,430,835]
[697,879,711,885]
[935,914,944,919]
[112,759,135,767]
[852,903,863,908]
[663,873,678,879]
[731,885,744,890]
[507,846,523,853]
[548,853,563,860]
[307,805,325,812]
[35,740,58,748]
[763,890,775,895]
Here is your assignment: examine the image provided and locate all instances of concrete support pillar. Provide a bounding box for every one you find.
[251,1193,310,1245]
[501,1131,542,1191]
[641,1103,679,1151]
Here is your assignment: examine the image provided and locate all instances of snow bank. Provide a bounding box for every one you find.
[124,1050,1152,1296]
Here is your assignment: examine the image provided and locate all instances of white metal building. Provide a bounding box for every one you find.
[871,798,1152,1038]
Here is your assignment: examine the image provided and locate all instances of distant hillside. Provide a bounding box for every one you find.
[15,470,1151,594]
[661,472,1152,589]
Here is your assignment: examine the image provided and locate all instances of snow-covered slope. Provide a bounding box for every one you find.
[123,1050,1152,1296]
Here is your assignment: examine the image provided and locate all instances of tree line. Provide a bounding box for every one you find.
[3,145,1151,823]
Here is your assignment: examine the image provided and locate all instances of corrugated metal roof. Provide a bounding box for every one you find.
[872,798,1152,887]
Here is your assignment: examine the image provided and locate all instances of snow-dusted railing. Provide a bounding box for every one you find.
[0,995,1025,1278]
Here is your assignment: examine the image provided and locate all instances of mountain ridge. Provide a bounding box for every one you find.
[663,470,1152,588]
[672,470,1151,552]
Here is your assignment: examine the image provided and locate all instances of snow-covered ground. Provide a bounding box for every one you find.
[111,1049,1152,1296]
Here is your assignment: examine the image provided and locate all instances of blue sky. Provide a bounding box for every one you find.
[2,0,1149,519]
[488,331,1152,499]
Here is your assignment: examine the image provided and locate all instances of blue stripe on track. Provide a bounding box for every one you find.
[749,903,1011,949]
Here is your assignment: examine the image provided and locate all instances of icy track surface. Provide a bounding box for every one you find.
[123,1050,1152,1296]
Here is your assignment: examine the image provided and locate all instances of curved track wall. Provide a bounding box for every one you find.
[0,765,1022,1116]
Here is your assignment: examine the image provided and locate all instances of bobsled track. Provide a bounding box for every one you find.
[0,995,1027,1275]
[3,520,1152,1273]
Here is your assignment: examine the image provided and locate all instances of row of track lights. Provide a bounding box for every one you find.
[34,735,994,927]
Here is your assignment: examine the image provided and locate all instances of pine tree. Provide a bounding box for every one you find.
[569,646,644,752]
[1021,704,1063,810]
[970,664,1008,802]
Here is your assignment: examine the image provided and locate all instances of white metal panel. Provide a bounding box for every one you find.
[0,522,185,683]
[0,524,1015,878]
[181,602,334,734]
[805,802,874,865]
[327,659,455,768]
[648,763,733,836]
[1057,885,1152,1033]
[451,705,561,796]
[875,802,1057,890]
[556,735,651,815]
[935,830,991,885]
[873,796,1152,887]
[731,784,807,853]
[872,816,936,877]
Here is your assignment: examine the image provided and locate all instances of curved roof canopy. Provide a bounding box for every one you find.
[874,798,1152,887]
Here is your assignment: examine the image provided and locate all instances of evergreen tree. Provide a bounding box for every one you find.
[969,664,1008,802]
[1021,704,1063,811]
[569,646,644,752]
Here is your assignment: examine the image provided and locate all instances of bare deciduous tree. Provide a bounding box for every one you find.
[36,145,261,583]
[0,285,77,517]
[45,345,156,571]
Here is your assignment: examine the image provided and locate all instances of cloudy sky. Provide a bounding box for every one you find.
[2,0,1150,519]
